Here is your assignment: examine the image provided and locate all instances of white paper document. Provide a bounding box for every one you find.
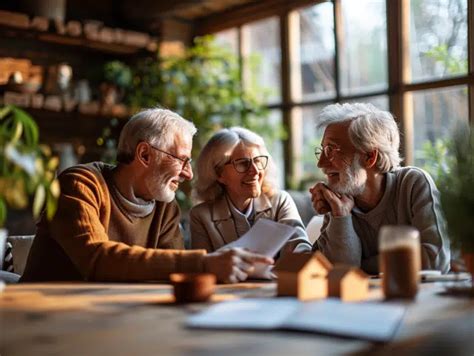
[187,298,405,342]
[224,219,296,257]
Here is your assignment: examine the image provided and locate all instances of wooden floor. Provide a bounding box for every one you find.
[1,281,473,355]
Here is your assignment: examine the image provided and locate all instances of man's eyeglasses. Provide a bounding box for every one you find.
[224,155,269,173]
[314,145,342,161]
[149,144,192,170]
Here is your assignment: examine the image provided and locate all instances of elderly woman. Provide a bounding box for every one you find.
[190,127,312,259]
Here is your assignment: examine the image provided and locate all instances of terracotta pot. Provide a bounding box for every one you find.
[100,82,119,106]
[170,273,216,303]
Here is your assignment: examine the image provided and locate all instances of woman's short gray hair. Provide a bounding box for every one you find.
[194,127,279,202]
[117,108,197,164]
[318,103,402,172]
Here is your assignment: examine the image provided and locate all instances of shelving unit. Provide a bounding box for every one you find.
[0,12,154,162]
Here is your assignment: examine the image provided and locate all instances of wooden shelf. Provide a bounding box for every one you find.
[14,107,126,160]
[0,25,155,57]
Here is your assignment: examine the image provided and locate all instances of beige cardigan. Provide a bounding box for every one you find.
[21,162,206,282]
[189,191,312,256]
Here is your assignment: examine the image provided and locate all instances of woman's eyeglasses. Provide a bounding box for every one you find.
[225,155,269,173]
[314,145,342,161]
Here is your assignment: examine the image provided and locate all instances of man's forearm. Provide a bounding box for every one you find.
[316,215,362,266]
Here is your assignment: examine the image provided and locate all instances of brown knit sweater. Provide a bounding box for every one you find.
[21,162,206,282]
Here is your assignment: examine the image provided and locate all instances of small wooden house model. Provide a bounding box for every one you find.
[328,265,369,302]
[273,251,333,301]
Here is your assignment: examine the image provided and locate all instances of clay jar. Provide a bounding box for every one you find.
[170,273,216,303]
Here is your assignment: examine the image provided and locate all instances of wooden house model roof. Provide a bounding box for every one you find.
[328,265,368,280]
[273,251,333,273]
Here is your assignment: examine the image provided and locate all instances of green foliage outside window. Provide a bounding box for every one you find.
[425,44,468,76]
[434,128,474,252]
[420,139,455,184]
[420,37,468,179]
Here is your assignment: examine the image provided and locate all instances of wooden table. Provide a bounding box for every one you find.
[1,281,473,355]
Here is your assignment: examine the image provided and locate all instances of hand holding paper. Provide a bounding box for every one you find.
[222,219,296,257]
[219,219,297,280]
[204,248,273,283]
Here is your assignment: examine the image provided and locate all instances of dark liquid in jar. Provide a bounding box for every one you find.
[381,246,419,299]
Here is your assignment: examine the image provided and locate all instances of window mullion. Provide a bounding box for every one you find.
[280,12,294,188]
[401,0,414,166]
[333,0,342,102]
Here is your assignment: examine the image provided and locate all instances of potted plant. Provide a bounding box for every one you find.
[101,60,132,106]
[437,126,474,276]
[0,105,59,269]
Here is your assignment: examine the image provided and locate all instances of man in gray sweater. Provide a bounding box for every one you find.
[310,103,450,274]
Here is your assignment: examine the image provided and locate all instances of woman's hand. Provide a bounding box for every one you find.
[203,248,274,283]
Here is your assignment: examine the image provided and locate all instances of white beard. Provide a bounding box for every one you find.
[155,181,176,203]
[331,154,367,196]
[147,170,180,203]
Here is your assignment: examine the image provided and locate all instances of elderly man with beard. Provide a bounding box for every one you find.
[309,103,450,275]
[21,108,272,283]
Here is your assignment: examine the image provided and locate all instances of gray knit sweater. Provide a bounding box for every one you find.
[313,167,450,274]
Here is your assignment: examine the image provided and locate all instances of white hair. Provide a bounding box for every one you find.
[193,127,278,202]
[318,103,402,172]
[117,108,197,164]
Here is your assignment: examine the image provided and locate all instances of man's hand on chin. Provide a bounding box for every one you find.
[203,248,274,284]
[310,182,354,217]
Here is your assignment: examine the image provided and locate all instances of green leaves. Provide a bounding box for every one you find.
[421,139,455,183]
[0,198,6,227]
[0,105,59,227]
[104,61,133,89]
[436,127,474,252]
[33,184,45,218]
[425,44,468,76]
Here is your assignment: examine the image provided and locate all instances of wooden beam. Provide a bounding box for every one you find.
[195,0,326,35]
[333,0,341,103]
[280,13,293,187]
[402,75,474,92]
[400,0,413,165]
[120,0,206,21]
[386,0,403,120]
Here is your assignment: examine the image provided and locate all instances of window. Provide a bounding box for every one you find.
[266,109,285,187]
[297,2,335,101]
[203,0,473,189]
[346,95,389,110]
[408,0,468,83]
[242,17,282,104]
[300,105,325,188]
[405,0,470,166]
[214,28,239,56]
[409,86,469,166]
[340,0,388,95]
